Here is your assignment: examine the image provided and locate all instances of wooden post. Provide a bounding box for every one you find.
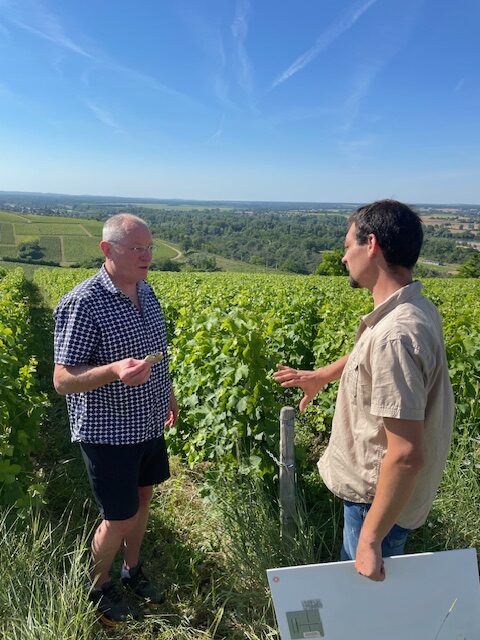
[279,406,296,540]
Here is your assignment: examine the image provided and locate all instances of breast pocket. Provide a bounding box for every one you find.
[345,355,359,403]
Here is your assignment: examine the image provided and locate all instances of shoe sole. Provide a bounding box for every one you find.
[144,597,165,608]
[97,612,125,627]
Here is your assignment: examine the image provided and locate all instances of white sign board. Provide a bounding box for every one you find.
[267,548,480,640]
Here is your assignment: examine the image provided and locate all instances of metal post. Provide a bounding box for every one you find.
[279,406,296,540]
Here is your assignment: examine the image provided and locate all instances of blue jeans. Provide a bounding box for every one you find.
[340,501,411,561]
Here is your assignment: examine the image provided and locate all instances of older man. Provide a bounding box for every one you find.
[275,199,454,581]
[54,213,178,625]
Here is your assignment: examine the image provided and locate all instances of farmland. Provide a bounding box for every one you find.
[1,266,479,638]
[33,269,480,506]
[0,210,178,266]
[2,192,479,275]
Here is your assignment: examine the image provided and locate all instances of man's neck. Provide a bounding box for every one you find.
[104,264,139,300]
[371,269,413,308]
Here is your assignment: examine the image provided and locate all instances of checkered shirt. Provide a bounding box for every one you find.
[53,266,172,445]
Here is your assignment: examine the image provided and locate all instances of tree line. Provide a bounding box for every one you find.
[1,196,479,275]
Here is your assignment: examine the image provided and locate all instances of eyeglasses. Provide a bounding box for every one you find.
[110,242,154,254]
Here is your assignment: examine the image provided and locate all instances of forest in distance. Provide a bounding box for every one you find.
[1,191,479,276]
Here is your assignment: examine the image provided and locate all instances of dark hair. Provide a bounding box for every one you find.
[348,199,423,269]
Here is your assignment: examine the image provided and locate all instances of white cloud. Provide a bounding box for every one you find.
[2,0,198,106]
[271,0,378,89]
[208,113,226,142]
[84,100,122,133]
[340,63,382,133]
[232,0,253,95]
[4,0,93,58]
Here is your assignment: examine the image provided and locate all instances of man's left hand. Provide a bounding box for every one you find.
[355,538,385,581]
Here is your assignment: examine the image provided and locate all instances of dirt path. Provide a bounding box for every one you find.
[162,241,182,260]
[79,224,93,238]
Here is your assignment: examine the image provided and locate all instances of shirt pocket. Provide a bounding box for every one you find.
[344,354,360,403]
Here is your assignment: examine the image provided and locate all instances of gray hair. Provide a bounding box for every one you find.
[102,214,150,242]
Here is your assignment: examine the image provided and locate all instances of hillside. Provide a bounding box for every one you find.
[1,192,480,276]
[0,210,179,267]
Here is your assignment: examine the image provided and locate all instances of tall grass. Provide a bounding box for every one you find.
[415,428,480,554]
[0,509,97,640]
[0,441,477,640]
[212,476,317,591]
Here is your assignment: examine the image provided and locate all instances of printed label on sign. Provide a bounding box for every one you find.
[286,610,324,639]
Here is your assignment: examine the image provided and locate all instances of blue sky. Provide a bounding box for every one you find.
[0,0,479,203]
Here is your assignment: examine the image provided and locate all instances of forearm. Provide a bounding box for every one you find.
[54,363,118,395]
[354,417,424,580]
[319,353,350,384]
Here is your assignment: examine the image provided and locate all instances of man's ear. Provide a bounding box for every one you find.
[367,233,380,256]
[99,240,111,259]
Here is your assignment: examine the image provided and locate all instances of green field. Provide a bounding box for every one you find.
[38,236,62,262]
[128,203,235,211]
[0,245,19,258]
[0,210,180,267]
[0,210,31,222]
[0,222,15,244]
[419,261,458,274]
[77,219,103,236]
[14,222,89,236]
[24,213,91,224]
[62,236,104,262]
[213,254,280,273]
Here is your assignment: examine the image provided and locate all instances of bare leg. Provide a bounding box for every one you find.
[91,513,139,588]
[123,485,154,570]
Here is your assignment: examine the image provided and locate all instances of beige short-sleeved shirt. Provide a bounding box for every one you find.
[318,281,454,529]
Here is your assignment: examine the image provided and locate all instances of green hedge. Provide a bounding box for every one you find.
[0,269,47,508]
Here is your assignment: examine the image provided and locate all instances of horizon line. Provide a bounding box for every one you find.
[0,190,479,208]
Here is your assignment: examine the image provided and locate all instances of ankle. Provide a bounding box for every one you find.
[121,560,140,577]
[92,579,111,592]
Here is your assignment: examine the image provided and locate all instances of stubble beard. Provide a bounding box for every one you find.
[348,276,361,289]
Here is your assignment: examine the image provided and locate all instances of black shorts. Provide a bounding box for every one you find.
[79,435,170,521]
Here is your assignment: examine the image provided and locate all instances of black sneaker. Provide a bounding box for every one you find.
[89,581,138,626]
[121,563,165,605]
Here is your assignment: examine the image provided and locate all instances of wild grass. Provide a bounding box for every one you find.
[1,425,477,639]
[410,428,480,555]
[0,509,97,640]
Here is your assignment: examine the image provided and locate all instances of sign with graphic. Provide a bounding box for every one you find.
[267,549,480,640]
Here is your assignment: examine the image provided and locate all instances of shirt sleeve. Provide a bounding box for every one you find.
[369,336,426,420]
[53,296,100,365]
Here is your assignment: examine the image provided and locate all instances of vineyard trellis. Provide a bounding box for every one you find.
[31,269,480,484]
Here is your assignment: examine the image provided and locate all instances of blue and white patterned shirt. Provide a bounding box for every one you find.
[53,266,172,445]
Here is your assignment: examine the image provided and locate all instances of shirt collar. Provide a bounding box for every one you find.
[361,281,423,329]
[97,265,149,299]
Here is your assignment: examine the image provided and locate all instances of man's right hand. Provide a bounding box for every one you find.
[273,365,326,412]
[273,354,350,412]
[112,358,152,386]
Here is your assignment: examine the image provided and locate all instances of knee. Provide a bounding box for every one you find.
[102,512,140,537]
